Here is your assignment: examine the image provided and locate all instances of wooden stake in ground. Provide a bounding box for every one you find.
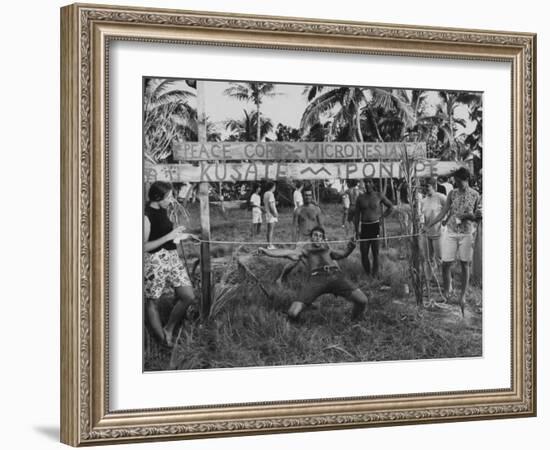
[197,81,212,319]
[400,145,424,308]
[472,221,483,286]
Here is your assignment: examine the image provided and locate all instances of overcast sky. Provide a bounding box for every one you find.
[150,78,481,142]
[168,79,310,139]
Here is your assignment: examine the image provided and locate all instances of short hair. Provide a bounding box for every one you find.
[427,177,438,188]
[364,178,374,185]
[148,181,173,202]
[347,179,358,188]
[303,185,313,194]
[252,182,261,192]
[265,181,276,191]
[310,226,326,239]
[295,180,303,189]
[453,167,471,182]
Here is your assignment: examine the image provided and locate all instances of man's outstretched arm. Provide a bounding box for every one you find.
[259,247,302,261]
[330,238,356,260]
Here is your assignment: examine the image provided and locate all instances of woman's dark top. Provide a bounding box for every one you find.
[145,205,176,253]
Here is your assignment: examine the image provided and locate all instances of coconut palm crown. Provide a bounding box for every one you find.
[223,82,277,142]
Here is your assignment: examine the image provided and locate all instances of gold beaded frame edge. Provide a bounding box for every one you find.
[60,3,536,446]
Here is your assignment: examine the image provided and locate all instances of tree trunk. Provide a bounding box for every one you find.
[355,109,363,142]
[367,106,383,142]
[256,101,261,142]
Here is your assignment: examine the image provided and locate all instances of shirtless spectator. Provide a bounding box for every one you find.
[354,179,394,277]
[274,186,322,285]
[259,226,368,322]
[292,187,322,244]
[344,180,362,228]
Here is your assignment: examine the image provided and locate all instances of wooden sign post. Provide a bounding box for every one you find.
[145,89,470,319]
[196,81,211,319]
[145,159,468,183]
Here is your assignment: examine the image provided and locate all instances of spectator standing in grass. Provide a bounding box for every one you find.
[421,177,447,265]
[344,180,361,228]
[424,167,481,315]
[293,180,304,210]
[263,181,279,249]
[354,178,394,278]
[250,183,264,238]
[341,187,351,229]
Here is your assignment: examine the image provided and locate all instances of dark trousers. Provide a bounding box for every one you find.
[359,222,380,276]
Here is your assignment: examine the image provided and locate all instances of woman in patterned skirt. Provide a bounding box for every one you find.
[144,181,198,347]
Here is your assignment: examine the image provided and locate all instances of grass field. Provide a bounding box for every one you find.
[144,201,482,371]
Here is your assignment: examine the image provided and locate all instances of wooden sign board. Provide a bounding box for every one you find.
[173,142,426,161]
[145,160,467,183]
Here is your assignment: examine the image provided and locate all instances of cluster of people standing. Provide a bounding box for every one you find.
[142,167,481,347]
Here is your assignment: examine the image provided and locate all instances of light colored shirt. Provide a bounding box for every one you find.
[346,187,360,210]
[250,193,261,208]
[421,192,447,237]
[441,182,453,196]
[263,191,277,218]
[293,190,303,209]
[342,193,350,209]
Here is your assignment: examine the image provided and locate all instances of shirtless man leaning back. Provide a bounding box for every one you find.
[259,226,368,322]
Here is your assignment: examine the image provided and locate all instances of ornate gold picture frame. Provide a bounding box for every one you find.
[60,3,536,446]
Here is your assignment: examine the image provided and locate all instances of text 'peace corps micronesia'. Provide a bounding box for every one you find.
[173,141,426,161]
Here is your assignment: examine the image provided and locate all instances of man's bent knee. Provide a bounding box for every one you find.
[288,301,305,319]
[351,289,368,305]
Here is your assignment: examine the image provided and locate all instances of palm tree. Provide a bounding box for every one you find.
[361,88,416,141]
[223,82,277,142]
[300,86,368,142]
[411,90,482,160]
[183,119,222,142]
[225,110,273,142]
[143,78,196,163]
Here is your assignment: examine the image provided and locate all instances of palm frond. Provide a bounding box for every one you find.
[300,88,344,131]
[302,85,325,101]
[154,90,194,105]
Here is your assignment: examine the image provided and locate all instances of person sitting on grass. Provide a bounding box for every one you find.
[144,181,199,348]
[259,226,368,322]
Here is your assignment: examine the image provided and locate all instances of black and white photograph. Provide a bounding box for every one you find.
[142,77,483,372]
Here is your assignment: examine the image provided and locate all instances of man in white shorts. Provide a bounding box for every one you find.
[293,180,304,210]
[424,167,481,315]
[263,181,278,249]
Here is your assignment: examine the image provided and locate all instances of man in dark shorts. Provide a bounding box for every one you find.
[354,178,394,277]
[259,226,368,321]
